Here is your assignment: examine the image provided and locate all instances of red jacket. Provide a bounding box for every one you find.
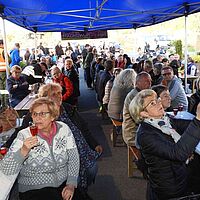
[52,73,73,102]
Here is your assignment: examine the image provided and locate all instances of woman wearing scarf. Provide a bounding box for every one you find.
[129,89,200,200]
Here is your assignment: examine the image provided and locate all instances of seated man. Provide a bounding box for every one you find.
[6,65,30,107]
[161,66,188,111]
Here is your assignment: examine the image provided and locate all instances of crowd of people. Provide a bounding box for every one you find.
[0,39,200,200]
[80,43,200,199]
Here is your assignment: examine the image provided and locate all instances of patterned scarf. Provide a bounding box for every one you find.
[58,106,100,188]
[144,115,181,143]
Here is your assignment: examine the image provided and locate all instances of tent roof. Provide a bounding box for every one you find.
[0,0,200,32]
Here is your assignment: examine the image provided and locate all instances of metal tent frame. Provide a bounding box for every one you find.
[0,0,200,88]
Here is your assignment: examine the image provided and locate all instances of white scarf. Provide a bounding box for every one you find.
[144,115,181,143]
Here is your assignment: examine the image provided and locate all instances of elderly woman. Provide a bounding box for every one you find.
[108,69,136,121]
[0,98,79,200]
[37,83,102,199]
[129,89,200,200]
[7,65,30,107]
[5,83,102,199]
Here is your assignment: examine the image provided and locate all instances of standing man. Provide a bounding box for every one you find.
[55,41,64,58]
[83,47,94,89]
[122,72,152,146]
[0,39,6,89]
[10,43,21,68]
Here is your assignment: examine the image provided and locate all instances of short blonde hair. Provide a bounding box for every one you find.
[38,83,62,98]
[30,97,59,119]
[11,65,22,73]
[129,89,156,123]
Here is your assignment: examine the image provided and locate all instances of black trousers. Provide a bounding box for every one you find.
[84,67,92,88]
[19,182,65,200]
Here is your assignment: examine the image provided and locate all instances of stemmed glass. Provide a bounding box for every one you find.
[178,103,184,118]
[29,122,38,136]
[173,108,178,116]
[0,146,7,157]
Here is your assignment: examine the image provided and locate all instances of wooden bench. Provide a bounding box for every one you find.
[128,146,141,177]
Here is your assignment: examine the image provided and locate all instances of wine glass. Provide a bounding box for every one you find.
[0,147,7,157]
[178,103,184,112]
[178,103,184,117]
[173,108,178,116]
[29,122,38,136]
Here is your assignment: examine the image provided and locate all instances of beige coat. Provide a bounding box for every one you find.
[122,88,139,146]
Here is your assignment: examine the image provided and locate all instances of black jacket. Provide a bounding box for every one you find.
[95,70,112,103]
[4,103,98,150]
[137,118,200,199]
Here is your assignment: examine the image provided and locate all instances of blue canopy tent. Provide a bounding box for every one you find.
[0,0,200,87]
[0,1,200,32]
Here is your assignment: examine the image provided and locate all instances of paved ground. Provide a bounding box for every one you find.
[78,69,147,200]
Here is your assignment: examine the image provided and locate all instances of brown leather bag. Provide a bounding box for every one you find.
[0,107,19,132]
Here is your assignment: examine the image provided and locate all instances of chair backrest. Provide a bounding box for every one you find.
[129,146,141,161]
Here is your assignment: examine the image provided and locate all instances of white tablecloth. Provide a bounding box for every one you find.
[167,111,195,120]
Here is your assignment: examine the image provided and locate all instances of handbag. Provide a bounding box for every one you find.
[0,107,19,132]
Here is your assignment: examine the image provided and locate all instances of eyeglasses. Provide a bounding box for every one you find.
[31,112,50,118]
[143,97,161,110]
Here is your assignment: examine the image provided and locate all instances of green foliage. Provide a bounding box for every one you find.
[191,55,200,63]
[172,40,183,59]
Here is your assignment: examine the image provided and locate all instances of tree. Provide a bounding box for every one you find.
[172,40,183,59]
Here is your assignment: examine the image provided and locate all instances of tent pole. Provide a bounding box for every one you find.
[34,32,37,60]
[2,17,10,79]
[184,15,188,92]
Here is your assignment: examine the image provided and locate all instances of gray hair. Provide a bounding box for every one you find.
[113,69,136,88]
[129,89,156,123]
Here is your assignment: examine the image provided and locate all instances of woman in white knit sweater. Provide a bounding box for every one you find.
[0,98,79,200]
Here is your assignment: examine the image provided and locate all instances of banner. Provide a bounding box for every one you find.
[61,30,108,40]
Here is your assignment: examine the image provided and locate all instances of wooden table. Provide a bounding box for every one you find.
[180,75,198,93]
[14,94,36,113]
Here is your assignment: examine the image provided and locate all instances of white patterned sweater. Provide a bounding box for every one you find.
[0,121,80,193]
